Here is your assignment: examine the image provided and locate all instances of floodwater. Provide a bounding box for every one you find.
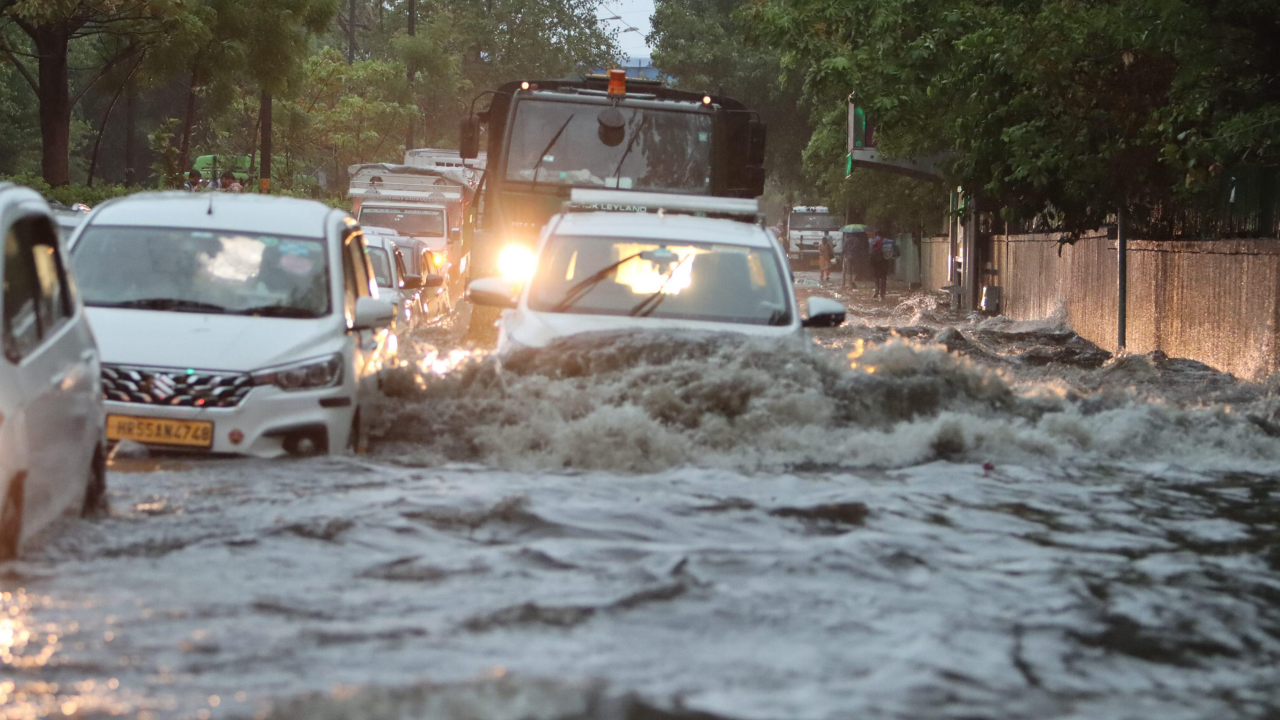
[5,273,1280,720]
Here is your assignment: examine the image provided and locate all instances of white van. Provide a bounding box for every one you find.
[0,184,106,560]
[67,193,396,457]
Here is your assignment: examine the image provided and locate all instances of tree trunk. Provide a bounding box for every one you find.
[347,0,357,64]
[124,76,137,185]
[405,0,416,150]
[178,65,200,177]
[30,26,72,186]
[260,91,273,194]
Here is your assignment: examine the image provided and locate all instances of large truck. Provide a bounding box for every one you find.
[457,71,768,300]
[347,163,475,278]
[786,205,845,268]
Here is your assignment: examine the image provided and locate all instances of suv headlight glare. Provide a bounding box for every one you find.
[252,353,344,391]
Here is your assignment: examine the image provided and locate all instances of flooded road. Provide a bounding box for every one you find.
[6,275,1280,720]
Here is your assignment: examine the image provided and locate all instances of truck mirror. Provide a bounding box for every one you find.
[746,165,766,197]
[460,116,480,159]
[747,119,767,166]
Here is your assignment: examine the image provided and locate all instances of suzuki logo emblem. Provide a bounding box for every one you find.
[149,373,177,400]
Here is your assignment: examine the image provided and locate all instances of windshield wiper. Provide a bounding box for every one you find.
[236,305,320,318]
[628,254,695,318]
[610,115,647,183]
[97,298,229,313]
[550,251,645,313]
[528,114,575,191]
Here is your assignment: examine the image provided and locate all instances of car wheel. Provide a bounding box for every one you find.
[81,444,108,517]
[0,474,24,561]
[348,411,368,455]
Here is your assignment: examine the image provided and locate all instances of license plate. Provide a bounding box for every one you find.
[107,415,214,448]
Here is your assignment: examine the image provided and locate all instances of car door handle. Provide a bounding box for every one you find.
[51,370,70,387]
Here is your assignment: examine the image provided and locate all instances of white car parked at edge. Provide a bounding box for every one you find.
[66,192,397,457]
[468,190,846,354]
[0,184,105,561]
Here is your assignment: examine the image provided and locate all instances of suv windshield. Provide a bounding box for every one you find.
[527,236,791,326]
[789,213,844,231]
[359,207,445,237]
[505,100,713,193]
[71,227,330,317]
[367,247,394,288]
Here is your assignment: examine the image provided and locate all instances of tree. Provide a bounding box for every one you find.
[0,0,188,185]
[744,0,1280,235]
[650,0,812,201]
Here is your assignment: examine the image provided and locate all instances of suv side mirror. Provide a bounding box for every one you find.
[468,277,516,309]
[460,116,480,160]
[423,273,445,288]
[401,274,423,290]
[353,297,396,330]
[802,297,846,328]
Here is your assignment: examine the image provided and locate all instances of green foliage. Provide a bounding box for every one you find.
[149,118,184,189]
[1,174,132,207]
[650,0,813,203]
[744,0,1280,235]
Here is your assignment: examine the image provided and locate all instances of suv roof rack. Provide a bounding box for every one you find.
[565,189,760,222]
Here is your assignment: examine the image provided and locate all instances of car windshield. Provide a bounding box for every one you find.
[71,226,330,317]
[527,236,791,326]
[367,247,394,288]
[790,213,844,231]
[505,100,713,193]
[359,207,445,236]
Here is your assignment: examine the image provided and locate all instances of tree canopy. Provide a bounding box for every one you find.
[744,0,1280,235]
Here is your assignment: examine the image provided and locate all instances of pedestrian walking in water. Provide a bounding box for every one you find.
[818,232,835,284]
[840,230,859,289]
[870,230,900,300]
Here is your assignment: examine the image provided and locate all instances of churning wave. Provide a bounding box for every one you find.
[373,329,1280,473]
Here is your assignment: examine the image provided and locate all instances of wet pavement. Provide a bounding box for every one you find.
[5,273,1280,720]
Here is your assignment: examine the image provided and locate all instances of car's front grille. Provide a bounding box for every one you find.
[102,364,254,408]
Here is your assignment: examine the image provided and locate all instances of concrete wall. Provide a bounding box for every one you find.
[926,233,1280,379]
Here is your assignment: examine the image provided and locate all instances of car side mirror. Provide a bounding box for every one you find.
[423,273,445,288]
[352,297,396,330]
[802,296,846,328]
[468,276,516,309]
[401,274,423,290]
[450,227,462,241]
[460,116,480,160]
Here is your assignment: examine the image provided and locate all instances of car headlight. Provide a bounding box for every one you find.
[498,244,537,283]
[252,353,344,391]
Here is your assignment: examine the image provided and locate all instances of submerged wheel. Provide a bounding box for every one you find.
[0,475,24,561]
[348,411,368,455]
[81,445,108,517]
[464,304,501,347]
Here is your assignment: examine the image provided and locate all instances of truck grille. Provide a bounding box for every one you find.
[102,365,254,408]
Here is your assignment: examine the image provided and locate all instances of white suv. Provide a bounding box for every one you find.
[1,184,106,560]
[67,193,396,457]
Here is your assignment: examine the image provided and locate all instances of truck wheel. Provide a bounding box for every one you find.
[0,474,24,561]
[82,445,108,517]
[464,305,501,347]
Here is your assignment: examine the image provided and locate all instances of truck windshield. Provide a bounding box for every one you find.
[789,214,844,231]
[505,100,713,193]
[359,207,445,237]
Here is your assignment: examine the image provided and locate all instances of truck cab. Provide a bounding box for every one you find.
[459,72,768,288]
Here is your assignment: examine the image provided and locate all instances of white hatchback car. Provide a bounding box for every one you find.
[67,193,397,457]
[1,184,105,560]
[469,191,846,353]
